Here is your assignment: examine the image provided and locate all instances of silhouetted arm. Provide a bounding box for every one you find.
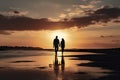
[58,40,60,47]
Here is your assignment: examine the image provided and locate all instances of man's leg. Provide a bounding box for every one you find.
[55,47,57,54]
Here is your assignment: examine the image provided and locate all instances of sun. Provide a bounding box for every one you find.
[50,30,68,40]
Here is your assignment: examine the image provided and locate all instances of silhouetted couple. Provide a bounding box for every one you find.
[53,36,65,55]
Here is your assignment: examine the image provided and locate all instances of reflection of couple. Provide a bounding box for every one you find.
[54,53,65,70]
[53,36,65,55]
[54,52,65,79]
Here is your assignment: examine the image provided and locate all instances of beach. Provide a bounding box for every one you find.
[0,49,120,80]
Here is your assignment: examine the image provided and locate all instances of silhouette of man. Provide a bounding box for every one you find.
[61,38,65,54]
[53,36,60,54]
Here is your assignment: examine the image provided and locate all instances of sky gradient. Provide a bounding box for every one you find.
[0,0,120,49]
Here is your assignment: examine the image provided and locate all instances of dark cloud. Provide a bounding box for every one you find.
[13,10,20,14]
[72,7,120,26]
[114,20,120,23]
[0,15,70,30]
[100,35,114,38]
[0,7,120,32]
[0,30,13,35]
[100,35,120,38]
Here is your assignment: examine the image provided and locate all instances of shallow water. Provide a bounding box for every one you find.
[0,50,111,80]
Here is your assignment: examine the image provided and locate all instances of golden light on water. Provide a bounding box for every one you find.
[57,52,62,62]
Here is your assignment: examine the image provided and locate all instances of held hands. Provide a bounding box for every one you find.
[59,44,61,47]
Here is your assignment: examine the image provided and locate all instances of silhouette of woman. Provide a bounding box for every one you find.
[61,54,65,72]
[53,36,60,54]
[61,38,65,54]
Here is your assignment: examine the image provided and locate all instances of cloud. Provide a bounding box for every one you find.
[100,35,120,38]
[114,20,120,23]
[13,10,20,14]
[100,35,114,38]
[0,15,69,30]
[62,5,85,18]
[0,10,28,17]
[80,5,95,9]
[90,0,102,4]
[0,30,14,35]
[12,10,28,16]
[71,7,120,26]
[59,13,66,18]
[0,7,120,32]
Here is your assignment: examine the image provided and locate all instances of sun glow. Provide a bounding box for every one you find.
[50,30,68,40]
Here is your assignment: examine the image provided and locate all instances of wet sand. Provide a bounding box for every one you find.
[64,48,120,80]
[0,68,52,80]
[0,49,120,80]
[0,67,99,80]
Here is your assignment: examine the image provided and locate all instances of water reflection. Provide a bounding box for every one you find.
[0,51,112,80]
[61,54,65,72]
[53,53,65,80]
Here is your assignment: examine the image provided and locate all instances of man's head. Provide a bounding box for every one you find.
[56,36,58,39]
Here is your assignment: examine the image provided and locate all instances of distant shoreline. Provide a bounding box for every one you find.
[0,46,120,53]
[0,46,43,51]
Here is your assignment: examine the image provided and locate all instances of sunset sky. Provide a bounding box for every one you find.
[0,0,120,49]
